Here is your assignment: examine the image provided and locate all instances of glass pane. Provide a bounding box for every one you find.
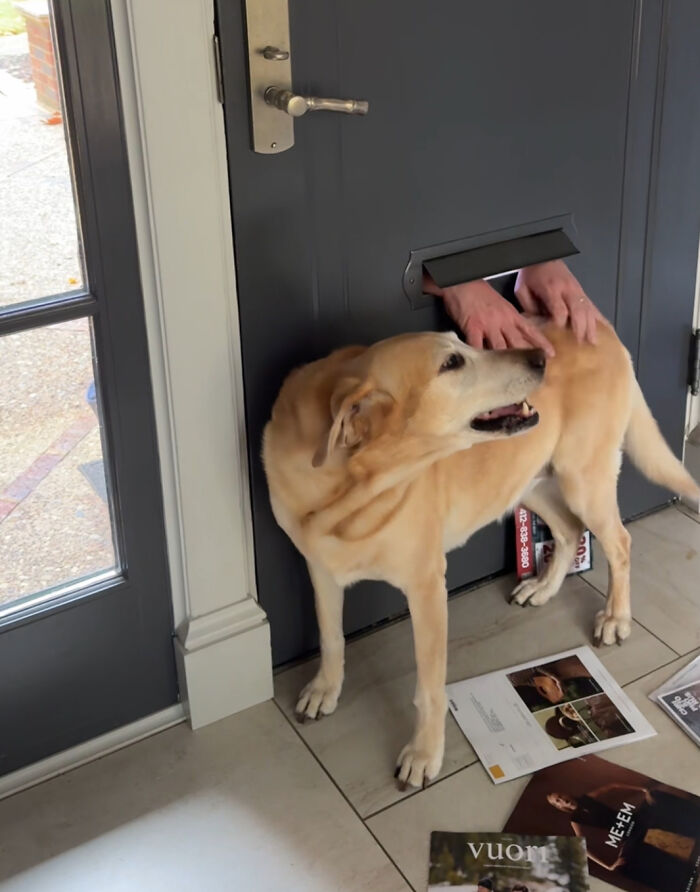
[0,1,84,309]
[0,319,117,613]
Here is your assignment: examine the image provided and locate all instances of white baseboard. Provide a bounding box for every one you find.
[175,596,273,729]
[0,704,185,802]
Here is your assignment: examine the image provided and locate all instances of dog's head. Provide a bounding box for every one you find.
[313,331,545,467]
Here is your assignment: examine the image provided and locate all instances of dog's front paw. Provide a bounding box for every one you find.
[394,737,444,791]
[593,609,632,646]
[295,673,342,722]
[510,577,559,607]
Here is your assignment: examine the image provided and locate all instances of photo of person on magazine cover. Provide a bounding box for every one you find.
[505,757,700,892]
[507,656,603,713]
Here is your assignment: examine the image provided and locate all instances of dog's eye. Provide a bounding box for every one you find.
[439,352,465,373]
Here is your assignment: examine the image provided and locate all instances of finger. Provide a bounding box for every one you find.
[486,328,508,350]
[579,292,605,324]
[515,282,539,315]
[568,297,587,342]
[585,308,599,345]
[546,293,568,328]
[465,321,484,350]
[503,325,531,350]
[518,320,556,357]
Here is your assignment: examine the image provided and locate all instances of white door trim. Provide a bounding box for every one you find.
[0,705,186,802]
[110,0,273,724]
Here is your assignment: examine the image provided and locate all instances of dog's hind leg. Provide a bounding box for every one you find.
[511,478,585,607]
[395,565,448,790]
[296,561,345,721]
[557,465,632,645]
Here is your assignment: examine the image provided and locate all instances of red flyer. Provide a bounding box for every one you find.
[515,506,592,581]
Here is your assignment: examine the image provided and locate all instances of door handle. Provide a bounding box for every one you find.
[264,87,369,118]
[243,0,368,154]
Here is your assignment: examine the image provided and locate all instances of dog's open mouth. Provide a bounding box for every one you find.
[470,400,539,434]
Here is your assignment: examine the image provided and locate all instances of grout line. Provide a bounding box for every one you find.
[579,575,682,657]
[674,503,700,526]
[678,645,700,658]
[579,574,607,599]
[621,652,685,690]
[272,699,418,892]
[363,756,480,822]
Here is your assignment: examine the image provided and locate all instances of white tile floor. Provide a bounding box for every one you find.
[0,505,698,892]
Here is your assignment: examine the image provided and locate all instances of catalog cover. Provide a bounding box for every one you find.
[504,756,700,892]
[446,648,656,784]
[650,655,700,747]
[515,506,592,581]
[428,832,590,891]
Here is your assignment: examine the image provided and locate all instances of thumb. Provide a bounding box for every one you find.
[515,282,538,314]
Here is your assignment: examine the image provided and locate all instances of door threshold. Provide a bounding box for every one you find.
[0,704,186,802]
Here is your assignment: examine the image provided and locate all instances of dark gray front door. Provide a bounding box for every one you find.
[217,0,700,665]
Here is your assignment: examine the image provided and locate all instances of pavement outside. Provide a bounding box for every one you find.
[0,29,115,608]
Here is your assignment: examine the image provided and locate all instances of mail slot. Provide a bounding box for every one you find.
[403,215,579,309]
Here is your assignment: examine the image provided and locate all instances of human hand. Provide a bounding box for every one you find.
[515,259,603,345]
[424,274,555,355]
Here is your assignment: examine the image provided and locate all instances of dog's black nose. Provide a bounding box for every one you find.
[526,349,547,371]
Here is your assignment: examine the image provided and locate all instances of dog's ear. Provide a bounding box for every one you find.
[312,377,394,467]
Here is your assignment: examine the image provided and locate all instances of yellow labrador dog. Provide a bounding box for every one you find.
[263,321,698,789]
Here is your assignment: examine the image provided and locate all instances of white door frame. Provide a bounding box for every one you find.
[111,0,273,728]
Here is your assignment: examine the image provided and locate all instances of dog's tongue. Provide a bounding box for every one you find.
[475,402,522,421]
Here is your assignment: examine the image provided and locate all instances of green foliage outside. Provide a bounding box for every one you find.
[0,1,25,36]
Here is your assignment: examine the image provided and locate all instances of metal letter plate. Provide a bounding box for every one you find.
[244,0,294,154]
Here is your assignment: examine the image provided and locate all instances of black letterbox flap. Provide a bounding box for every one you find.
[402,215,579,309]
[423,229,578,290]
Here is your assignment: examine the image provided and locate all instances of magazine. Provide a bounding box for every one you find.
[504,755,700,892]
[515,506,592,581]
[446,647,656,784]
[428,832,590,891]
[649,656,700,747]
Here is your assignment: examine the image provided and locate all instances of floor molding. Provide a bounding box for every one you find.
[0,704,186,801]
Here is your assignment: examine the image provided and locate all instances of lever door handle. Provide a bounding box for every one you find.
[264,87,369,118]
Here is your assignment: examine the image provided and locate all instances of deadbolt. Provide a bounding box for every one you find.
[262,45,289,61]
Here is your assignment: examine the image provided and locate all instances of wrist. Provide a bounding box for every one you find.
[442,280,488,303]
